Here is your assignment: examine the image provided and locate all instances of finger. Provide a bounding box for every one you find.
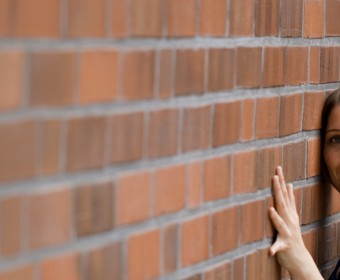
[269,207,288,235]
[272,175,286,213]
[269,240,286,256]
[276,166,290,207]
[287,183,297,212]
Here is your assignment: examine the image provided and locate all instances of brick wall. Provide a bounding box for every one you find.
[0,0,339,279]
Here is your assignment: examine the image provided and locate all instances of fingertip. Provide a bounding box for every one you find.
[272,175,279,184]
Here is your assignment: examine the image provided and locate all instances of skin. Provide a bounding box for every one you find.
[269,167,323,279]
[268,106,340,278]
[324,104,340,191]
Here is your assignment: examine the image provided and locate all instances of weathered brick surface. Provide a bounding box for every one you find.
[0,1,338,280]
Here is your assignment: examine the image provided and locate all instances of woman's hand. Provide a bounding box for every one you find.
[269,166,323,280]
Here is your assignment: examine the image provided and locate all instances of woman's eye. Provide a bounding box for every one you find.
[329,136,340,143]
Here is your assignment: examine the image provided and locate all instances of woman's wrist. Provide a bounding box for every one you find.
[288,247,323,280]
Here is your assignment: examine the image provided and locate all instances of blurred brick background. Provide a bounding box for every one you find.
[0,0,339,279]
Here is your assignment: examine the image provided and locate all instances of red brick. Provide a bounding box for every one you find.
[182,216,210,266]
[320,47,340,83]
[246,248,281,280]
[11,0,60,37]
[0,265,35,280]
[303,91,325,130]
[255,96,280,139]
[111,0,126,38]
[285,47,308,85]
[110,112,144,164]
[117,171,151,225]
[127,230,160,280]
[182,105,211,152]
[122,50,155,100]
[302,184,322,224]
[257,146,282,189]
[0,50,23,110]
[233,257,244,280]
[307,138,321,178]
[309,47,320,84]
[266,196,275,238]
[203,156,231,201]
[246,252,261,280]
[40,120,61,175]
[87,242,122,280]
[200,0,227,36]
[304,0,325,38]
[183,274,202,280]
[282,141,305,182]
[241,200,264,244]
[41,253,81,280]
[241,99,255,142]
[29,52,76,106]
[0,0,10,36]
[281,0,303,37]
[187,161,202,209]
[175,49,205,96]
[158,50,173,99]
[162,224,178,274]
[67,0,105,37]
[279,93,303,136]
[78,51,118,104]
[167,0,196,37]
[27,189,72,250]
[255,0,279,36]
[263,47,284,87]
[148,109,179,157]
[294,188,302,223]
[212,207,238,255]
[75,183,114,236]
[318,223,337,265]
[154,165,186,215]
[208,48,234,91]
[213,101,241,146]
[230,0,255,36]
[0,196,22,257]
[233,150,257,194]
[302,229,318,262]
[205,263,231,280]
[0,121,37,182]
[66,116,106,171]
[236,47,262,88]
[131,0,162,37]
[326,0,340,36]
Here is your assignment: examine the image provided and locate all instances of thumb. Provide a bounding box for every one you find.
[270,241,285,256]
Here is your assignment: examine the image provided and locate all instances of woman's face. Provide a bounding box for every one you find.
[324,104,340,191]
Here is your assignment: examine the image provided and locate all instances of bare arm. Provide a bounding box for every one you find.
[269,166,323,280]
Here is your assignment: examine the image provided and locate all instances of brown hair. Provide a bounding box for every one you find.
[320,89,340,181]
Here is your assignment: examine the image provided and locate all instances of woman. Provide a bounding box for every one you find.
[269,89,340,280]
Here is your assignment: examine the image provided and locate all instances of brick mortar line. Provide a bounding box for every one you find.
[1,36,340,50]
[0,130,320,196]
[0,176,322,249]
[0,177,322,256]
[0,209,338,276]
[0,83,339,123]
